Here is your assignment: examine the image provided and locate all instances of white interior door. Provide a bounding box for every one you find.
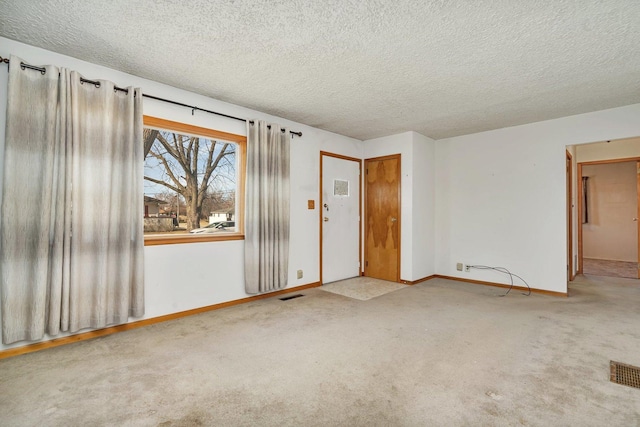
[321,154,360,284]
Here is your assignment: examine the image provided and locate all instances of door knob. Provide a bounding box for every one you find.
[324,217,329,222]
[634,218,638,221]
[390,217,397,222]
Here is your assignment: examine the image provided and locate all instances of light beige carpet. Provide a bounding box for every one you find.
[320,276,407,300]
[583,258,637,279]
[3,276,640,425]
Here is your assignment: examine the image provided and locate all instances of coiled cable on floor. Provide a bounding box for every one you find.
[467,265,531,297]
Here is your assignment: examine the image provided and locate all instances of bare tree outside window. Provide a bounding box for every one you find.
[143,127,236,232]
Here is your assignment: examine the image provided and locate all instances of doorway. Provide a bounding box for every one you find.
[567,150,574,281]
[364,154,401,282]
[578,158,640,279]
[320,152,361,284]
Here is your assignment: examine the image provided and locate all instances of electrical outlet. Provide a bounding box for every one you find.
[456,263,463,271]
[297,270,303,279]
[465,265,470,272]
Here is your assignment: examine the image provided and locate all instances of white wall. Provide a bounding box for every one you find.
[362,131,436,281]
[435,104,640,293]
[411,132,436,280]
[0,37,361,350]
[576,137,640,163]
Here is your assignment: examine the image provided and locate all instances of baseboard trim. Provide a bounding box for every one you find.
[400,275,437,285]
[432,275,568,297]
[0,282,321,360]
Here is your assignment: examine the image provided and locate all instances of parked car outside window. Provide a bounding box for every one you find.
[189,221,235,234]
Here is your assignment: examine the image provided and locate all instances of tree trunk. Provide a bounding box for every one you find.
[185,197,201,231]
[143,129,159,159]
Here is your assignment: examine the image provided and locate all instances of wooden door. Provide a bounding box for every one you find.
[577,163,583,275]
[637,161,640,279]
[566,151,574,281]
[364,155,401,282]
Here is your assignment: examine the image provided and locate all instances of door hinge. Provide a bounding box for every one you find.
[366,261,368,267]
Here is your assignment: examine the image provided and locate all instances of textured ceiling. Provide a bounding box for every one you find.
[1,0,639,140]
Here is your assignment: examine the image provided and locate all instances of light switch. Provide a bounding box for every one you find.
[308,200,315,209]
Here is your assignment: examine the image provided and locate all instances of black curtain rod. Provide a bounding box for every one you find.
[143,94,302,137]
[1,56,303,138]
[4,58,134,94]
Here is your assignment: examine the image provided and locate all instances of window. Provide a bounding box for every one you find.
[142,116,246,245]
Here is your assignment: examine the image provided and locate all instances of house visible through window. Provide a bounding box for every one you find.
[142,116,246,244]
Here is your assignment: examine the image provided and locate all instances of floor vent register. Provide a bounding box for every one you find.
[610,361,640,389]
[279,294,305,301]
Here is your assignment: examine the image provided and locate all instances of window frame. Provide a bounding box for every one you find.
[142,116,246,246]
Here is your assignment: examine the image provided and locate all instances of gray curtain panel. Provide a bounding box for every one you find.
[244,120,290,294]
[1,58,65,343]
[0,56,144,344]
[64,71,144,333]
